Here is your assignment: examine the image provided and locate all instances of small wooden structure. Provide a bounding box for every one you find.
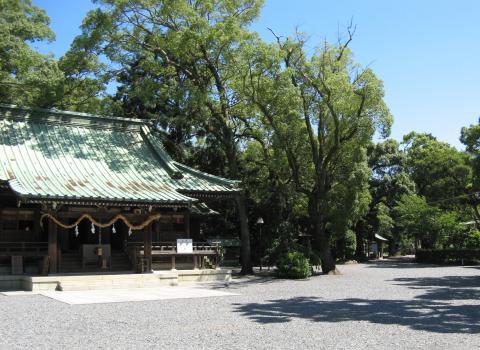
[369,233,389,259]
[0,105,239,275]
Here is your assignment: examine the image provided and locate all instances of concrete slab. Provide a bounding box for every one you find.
[1,290,43,296]
[32,286,238,305]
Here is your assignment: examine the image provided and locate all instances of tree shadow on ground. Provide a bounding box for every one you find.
[233,263,480,334]
[391,275,480,301]
[365,257,479,270]
[233,296,480,334]
[364,258,441,269]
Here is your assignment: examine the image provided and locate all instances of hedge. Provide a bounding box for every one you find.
[276,251,312,279]
[415,249,480,265]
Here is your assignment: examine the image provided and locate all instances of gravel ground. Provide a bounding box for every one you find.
[1,258,479,350]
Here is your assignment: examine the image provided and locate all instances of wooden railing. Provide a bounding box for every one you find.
[127,241,220,253]
[0,242,48,256]
[126,241,221,272]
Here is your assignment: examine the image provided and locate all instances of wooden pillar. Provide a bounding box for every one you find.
[143,224,152,272]
[33,209,41,241]
[48,218,58,273]
[59,226,68,251]
[184,210,190,238]
[154,221,160,242]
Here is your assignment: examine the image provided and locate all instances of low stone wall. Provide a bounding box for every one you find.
[0,269,231,291]
[177,269,231,283]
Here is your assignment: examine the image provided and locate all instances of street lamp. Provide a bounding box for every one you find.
[256,217,264,271]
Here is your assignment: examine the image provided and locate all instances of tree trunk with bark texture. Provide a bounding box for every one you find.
[355,220,367,261]
[236,193,253,274]
[310,200,340,275]
[223,127,253,275]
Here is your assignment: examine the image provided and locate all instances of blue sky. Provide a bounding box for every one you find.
[32,0,480,149]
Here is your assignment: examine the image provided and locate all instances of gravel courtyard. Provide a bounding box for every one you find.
[1,258,479,350]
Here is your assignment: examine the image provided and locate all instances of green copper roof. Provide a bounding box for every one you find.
[0,105,239,206]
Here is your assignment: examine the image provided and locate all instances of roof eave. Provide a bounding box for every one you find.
[15,193,196,208]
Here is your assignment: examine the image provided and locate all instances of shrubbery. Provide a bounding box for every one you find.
[465,230,480,249]
[276,251,312,279]
[416,248,480,264]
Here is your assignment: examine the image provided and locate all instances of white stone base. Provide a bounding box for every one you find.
[177,269,232,283]
[0,269,231,291]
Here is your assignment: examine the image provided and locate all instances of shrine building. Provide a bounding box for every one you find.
[0,105,238,289]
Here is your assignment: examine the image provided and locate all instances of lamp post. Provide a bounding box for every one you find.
[256,217,264,271]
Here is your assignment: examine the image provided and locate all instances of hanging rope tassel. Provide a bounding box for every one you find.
[74,225,79,237]
[128,227,132,236]
[91,222,95,234]
[112,224,116,234]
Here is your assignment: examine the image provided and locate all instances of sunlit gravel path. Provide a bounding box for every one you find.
[1,258,479,350]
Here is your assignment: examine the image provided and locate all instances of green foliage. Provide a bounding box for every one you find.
[0,0,63,107]
[276,251,312,279]
[465,230,480,249]
[394,194,440,249]
[416,248,480,265]
[8,0,477,267]
[461,120,480,188]
[403,132,471,205]
[375,202,394,239]
[344,229,357,259]
[263,221,302,267]
[394,194,467,250]
[460,121,480,226]
[240,29,392,272]
[309,250,322,267]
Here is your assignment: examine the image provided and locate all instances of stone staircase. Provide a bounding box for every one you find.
[59,251,132,273]
[111,251,133,271]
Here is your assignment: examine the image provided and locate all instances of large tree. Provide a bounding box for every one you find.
[68,0,266,274]
[402,132,471,205]
[240,32,392,273]
[356,139,415,257]
[461,120,480,225]
[0,0,63,107]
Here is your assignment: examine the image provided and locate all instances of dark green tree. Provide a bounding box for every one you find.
[0,0,63,107]
[355,139,415,258]
[240,32,392,273]
[461,120,480,226]
[403,132,471,205]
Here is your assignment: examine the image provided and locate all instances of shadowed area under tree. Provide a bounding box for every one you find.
[234,296,480,334]
[232,260,480,334]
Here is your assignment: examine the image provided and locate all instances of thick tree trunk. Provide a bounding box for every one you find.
[354,220,367,261]
[236,193,253,274]
[315,226,340,275]
[310,202,340,275]
[224,127,253,275]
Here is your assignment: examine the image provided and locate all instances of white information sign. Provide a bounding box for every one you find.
[177,238,193,253]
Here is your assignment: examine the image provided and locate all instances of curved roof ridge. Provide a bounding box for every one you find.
[0,104,147,126]
[173,161,239,188]
[140,125,183,179]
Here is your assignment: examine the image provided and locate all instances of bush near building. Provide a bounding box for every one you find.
[276,251,312,279]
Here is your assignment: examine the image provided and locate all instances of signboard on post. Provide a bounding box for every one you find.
[177,238,193,253]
